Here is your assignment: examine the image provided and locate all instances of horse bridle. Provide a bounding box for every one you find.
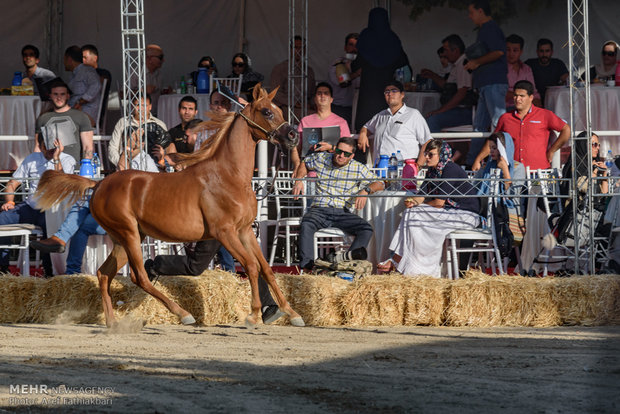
[238,111,288,144]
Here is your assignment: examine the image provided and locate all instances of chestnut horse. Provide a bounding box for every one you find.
[35,85,305,328]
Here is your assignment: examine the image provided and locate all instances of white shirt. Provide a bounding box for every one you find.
[446,54,472,90]
[130,152,160,173]
[109,115,167,167]
[12,152,76,207]
[364,103,432,161]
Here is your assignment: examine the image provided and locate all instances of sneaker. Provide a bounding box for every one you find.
[30,236,66,253]
[144,259,159,283]
[262,305,285,325]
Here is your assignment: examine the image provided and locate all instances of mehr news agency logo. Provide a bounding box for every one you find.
[8,384,115,406]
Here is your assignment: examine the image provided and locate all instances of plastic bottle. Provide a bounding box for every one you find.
[196,68,209,94]
[92,153,101,178]
[79,159,94,178]
[401,159,419,190]
[605,150,614,169]
[12,72,22,86]
[376,154,390,178]
[164,159,174,173]
[180,76,187,94]
[396,150,404,168]
[186,77,194,94]
[388,153,398,190]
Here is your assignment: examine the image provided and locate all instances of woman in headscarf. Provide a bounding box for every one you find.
[227,53,264,101]
[582,41,619,82]
[352,8,410,151]
[561,131,609,196]
[476,132,525,195]
[378,139,480,277]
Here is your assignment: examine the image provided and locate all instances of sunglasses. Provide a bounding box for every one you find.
[233,62,245,67]
[592,142,600,148]
[334,148,353,157]
[602,51,617,57]
[384,89,401,95]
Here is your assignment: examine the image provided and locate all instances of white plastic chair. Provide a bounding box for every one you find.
[0,224,43,276]
[444,169,504,279]
[211,75,243,98]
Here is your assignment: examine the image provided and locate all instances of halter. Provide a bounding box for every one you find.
[238,111,288,144]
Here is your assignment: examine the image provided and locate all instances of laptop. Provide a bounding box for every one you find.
[301,126,341,157]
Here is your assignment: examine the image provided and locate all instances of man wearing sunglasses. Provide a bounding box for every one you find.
[358,80,432,167]
[293,137,384,272]
[525,38,569,105]
[130,44,165,115]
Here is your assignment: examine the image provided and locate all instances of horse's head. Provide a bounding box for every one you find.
[241,84,298,150]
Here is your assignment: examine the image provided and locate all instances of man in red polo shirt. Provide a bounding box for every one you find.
[472,79,570,170]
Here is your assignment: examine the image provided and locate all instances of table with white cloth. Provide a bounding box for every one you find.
[0,96,43,170]
[404,92,441,117]
[545,85,620,155]
[157,93,211,129]
[357,190,407,267]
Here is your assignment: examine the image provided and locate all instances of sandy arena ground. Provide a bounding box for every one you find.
[0,323,619,413]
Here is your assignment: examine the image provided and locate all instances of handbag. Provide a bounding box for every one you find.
[492,197,514,258]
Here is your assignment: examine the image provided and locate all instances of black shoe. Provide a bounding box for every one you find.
[262,305,285,325]
[144,259,159,283]
[30,236,66,253]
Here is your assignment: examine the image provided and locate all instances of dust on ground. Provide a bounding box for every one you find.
[0,323,618,413]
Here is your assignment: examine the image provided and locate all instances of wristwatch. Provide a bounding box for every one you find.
[363,185,372,194]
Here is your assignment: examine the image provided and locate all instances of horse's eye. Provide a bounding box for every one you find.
[261,108,274,120]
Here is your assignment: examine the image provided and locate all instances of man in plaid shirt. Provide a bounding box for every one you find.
[293,137,384,271]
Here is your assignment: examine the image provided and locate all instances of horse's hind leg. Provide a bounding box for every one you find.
[123,234,195,325]
[243,228,304,327]
[97,243,128,327]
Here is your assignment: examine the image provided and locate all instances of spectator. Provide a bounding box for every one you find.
[34,78,94,164]
[108,94,170,169]
[505,34,541,109]
[193,91,232,151]
[353,8,410,143]
[291,82,351,170]
[168,96,201,153]
[227,53,264,101]
[377,139,480,277]
[64,45,102,125]
[197,56,218,77]
[464,0,509,168]
[131,44,164,115]
[270,35,316,118]
[21,44,55,94]
[327,33,360,125]
[292,137,385,272]
[472,80,570,171]
[582,41,619,83]
[525,38,569,104]
[475,132,525,194]
[0,136,75,275]
[81,44,112,127]
[358,80,432,166]
[424,34,475,132]
[560,131,609,196]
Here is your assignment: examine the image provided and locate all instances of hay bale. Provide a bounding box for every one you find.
[340,274,449,326]
[446,271,562,327]
[0,274,46,323]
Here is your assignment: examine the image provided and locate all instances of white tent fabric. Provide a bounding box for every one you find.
[1,0,618,95]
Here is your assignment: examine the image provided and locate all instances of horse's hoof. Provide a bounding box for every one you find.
[181,315,196,325]
[290,317,305,327]
[244,315,258,329]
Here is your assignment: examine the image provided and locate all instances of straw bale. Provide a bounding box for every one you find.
[340,274,449,326]
[0,274,46,323]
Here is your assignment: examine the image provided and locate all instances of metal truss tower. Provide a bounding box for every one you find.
[287,0,308,124]
[120,0,148,169]
[567,0,594,273]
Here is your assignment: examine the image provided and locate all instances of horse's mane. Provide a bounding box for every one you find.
[174,111,236,168]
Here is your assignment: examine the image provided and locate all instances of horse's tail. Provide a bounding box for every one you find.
[35,170,97,211]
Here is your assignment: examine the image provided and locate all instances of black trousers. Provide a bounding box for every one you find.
[152,239,276,307]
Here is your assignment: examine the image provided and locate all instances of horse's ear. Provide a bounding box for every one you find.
[267,86,279,102]
[253,83,264,102]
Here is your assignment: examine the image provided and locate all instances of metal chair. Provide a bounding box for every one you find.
[0,224,43,276]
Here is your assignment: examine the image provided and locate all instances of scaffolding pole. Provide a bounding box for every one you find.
[287,0,308,125]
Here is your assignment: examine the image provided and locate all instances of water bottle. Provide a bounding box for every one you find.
[388,153,398,190]
[196,68,209,94]
[376,154,389,178]
[180,76,187,94]
[164,159,174,173]
[402,159,419,190]
[79,159,94,178]
[396,150,404,168]
[605,150,614,169]
[186,77,194,94]
[92,152,101,178]
[12,71,22,86]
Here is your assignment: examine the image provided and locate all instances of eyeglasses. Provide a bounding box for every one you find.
[232,62,245,67]
[384,89,401,95]
[602,51,617,57]
[424,151,438,157]
[149,54,164,60]
[592,142,600,148]
[334,148,353,157]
